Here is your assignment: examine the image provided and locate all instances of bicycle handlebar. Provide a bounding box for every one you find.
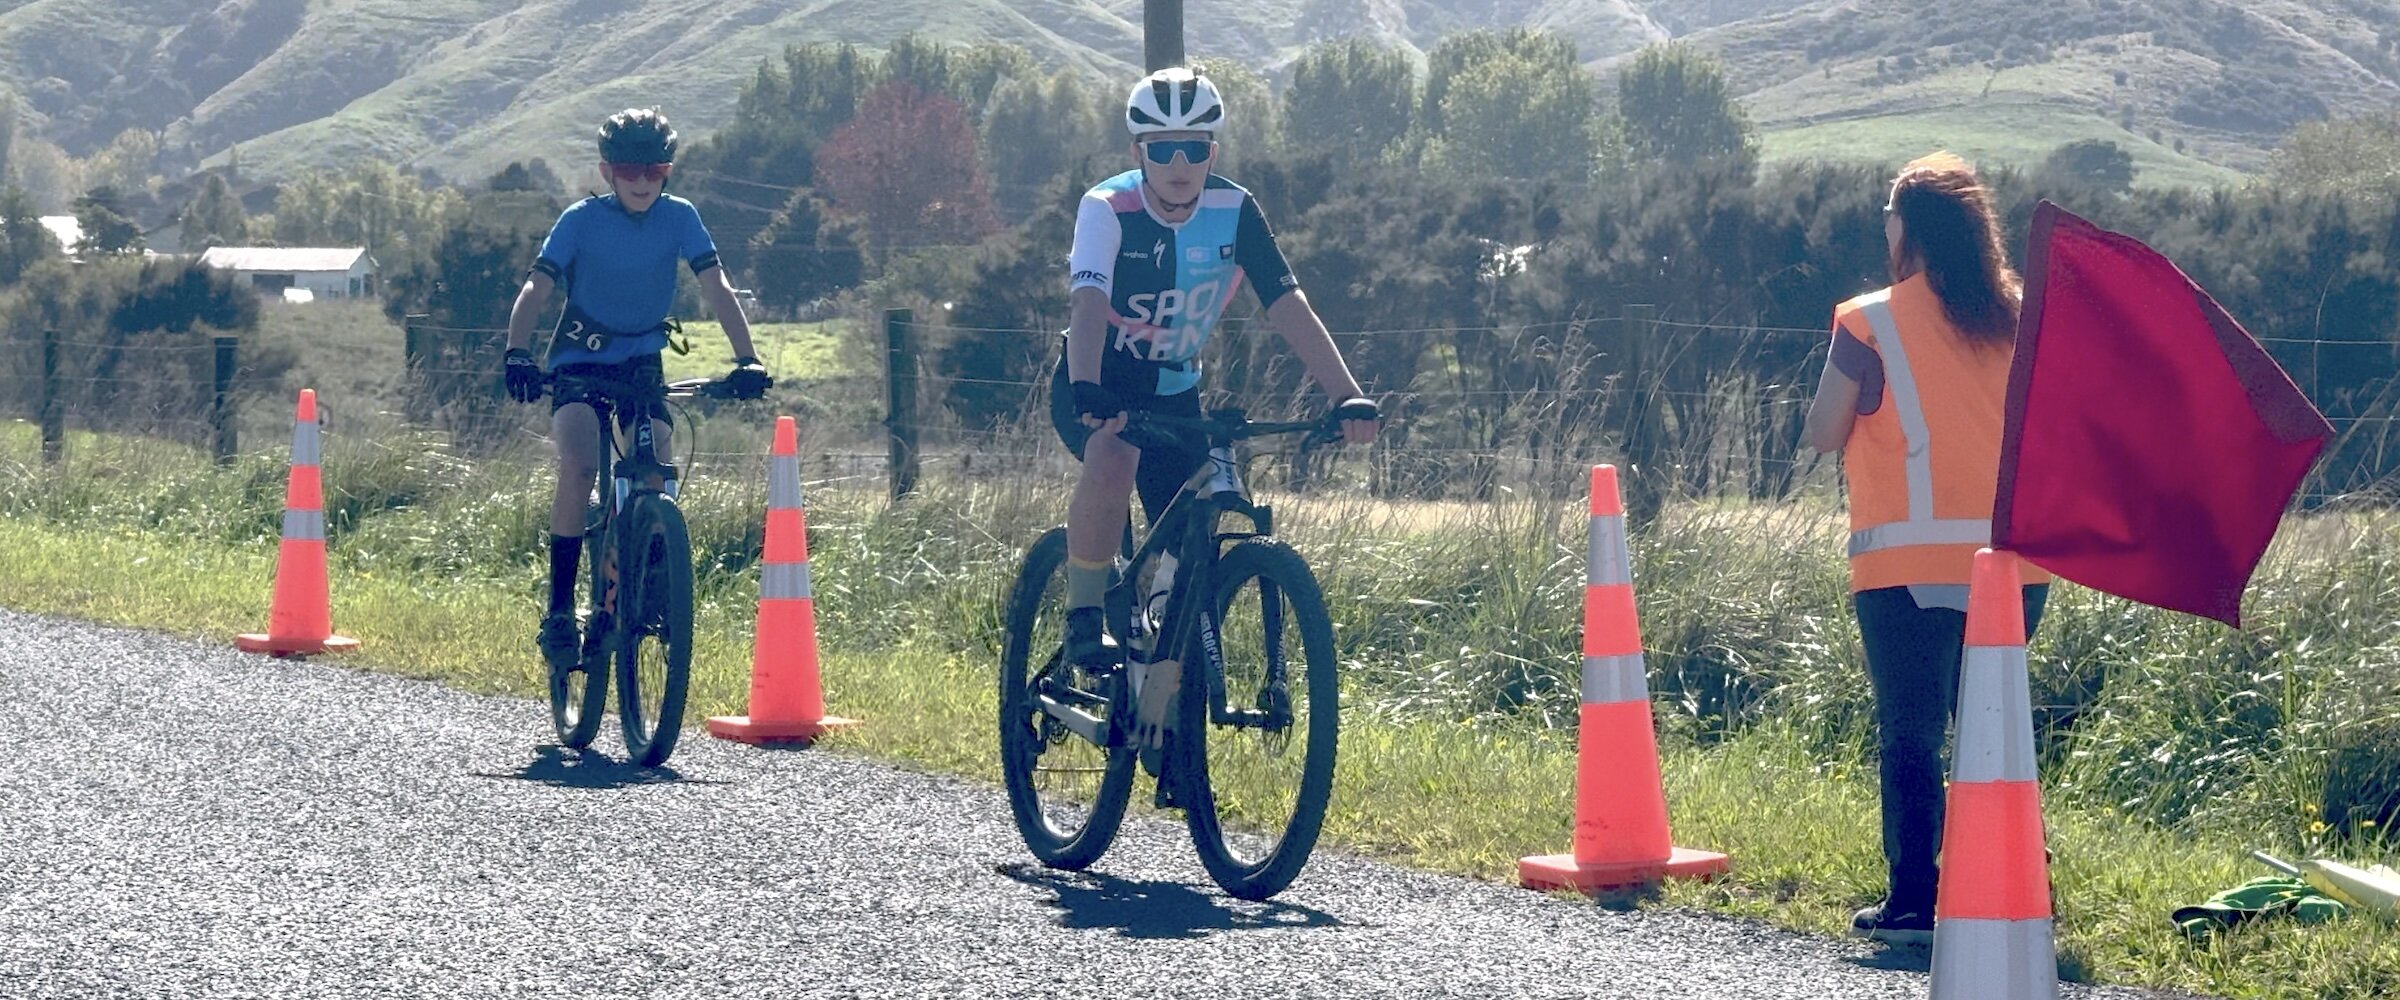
[1114,407,1354,454]
[534,372,774,401]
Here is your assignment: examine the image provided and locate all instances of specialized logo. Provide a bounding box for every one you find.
[1151,239,1168,269]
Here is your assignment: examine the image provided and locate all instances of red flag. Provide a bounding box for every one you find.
[1993,202,2334,627]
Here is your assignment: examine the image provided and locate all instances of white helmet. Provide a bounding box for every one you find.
[1125,67,1224,136]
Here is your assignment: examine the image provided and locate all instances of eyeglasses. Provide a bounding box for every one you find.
[1140,139,1213,166]
[607,162,673,182]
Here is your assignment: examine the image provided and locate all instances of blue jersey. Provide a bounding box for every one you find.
[531,194,721,367]
[1067,171,1298,396]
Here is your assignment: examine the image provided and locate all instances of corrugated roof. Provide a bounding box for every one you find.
[198,247,372,272]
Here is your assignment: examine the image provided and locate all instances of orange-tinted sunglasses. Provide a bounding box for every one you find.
[606,162,673,182]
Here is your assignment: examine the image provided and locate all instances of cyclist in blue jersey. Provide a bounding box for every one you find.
[501,108,771,672]
[1056,67,1379,745]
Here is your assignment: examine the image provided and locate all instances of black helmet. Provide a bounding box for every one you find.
[598,108,678,164]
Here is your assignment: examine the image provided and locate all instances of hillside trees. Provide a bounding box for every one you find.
[816,82,999,260]
[1280,39,1415,166]
[1617,43,1759,172]
[177,173,248,251]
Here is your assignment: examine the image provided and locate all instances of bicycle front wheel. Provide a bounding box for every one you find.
[1179,537,1339,901]
[999,527,1136,870]
[615,494,695,767]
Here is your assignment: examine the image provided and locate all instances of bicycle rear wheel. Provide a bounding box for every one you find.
[550,537,610,749]
[1179,537,1339,901]
[615,494,695,767]
[999,527,1136,870]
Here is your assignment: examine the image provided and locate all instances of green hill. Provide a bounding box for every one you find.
[0,0,2391,189]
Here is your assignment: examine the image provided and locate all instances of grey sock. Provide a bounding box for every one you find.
[1066,557,1110,611]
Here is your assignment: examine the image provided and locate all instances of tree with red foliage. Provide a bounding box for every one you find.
[816,81,999,259]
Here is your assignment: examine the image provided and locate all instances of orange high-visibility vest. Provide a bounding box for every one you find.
[1836,276,2053,592]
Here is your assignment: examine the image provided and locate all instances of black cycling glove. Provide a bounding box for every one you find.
[1072,380,1128,425]
[503,348,543,403]
[727,356,772,400]
[1331,396,1380,424]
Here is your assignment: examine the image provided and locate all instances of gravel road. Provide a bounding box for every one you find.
[0,609,2195,999]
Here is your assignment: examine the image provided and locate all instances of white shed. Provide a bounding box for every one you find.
[199,247,378,299]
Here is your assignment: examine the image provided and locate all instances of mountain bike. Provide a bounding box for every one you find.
[999,407,1348,900]
[547,372,766,766]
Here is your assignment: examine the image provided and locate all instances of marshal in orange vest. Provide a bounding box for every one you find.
[1835,275,2054,592]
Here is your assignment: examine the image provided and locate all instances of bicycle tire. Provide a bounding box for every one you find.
[550,534,610,749]
[615,494,695,767]
[1179,537,1339,901]
[999,527,1137,870]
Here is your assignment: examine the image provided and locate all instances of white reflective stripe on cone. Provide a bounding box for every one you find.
[1847,518,1992,557]
[1930,917,2059,1000]
[282,509,326,542]
[1587,515,1631,587]
[1580,653,1648,706]
[1857,298,1938,519]
[1952,645,2039,784]
[761,562,812,600]
[290,422,321,466]
[769,456,803,509]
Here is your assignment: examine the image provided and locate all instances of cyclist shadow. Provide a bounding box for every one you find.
[998,861,1348,940]
[472,745,725,789]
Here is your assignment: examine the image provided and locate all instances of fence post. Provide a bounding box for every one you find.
[211,336,238,464]
[402,313,429,423]
[1621,304,1664,527]
[39,327,60,466]
[885,308,920,500]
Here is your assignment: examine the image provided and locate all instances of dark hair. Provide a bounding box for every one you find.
[598,108,678,164]
[1889,152,2019,343]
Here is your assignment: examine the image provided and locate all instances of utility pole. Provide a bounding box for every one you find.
[1145,0,1184,72]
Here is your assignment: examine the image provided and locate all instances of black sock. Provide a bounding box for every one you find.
[548,534,582,614]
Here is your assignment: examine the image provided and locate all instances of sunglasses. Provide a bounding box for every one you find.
[606,162,673,182]
[1140,139,1213,165]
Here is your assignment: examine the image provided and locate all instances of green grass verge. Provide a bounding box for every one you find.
[1,512,2393,999]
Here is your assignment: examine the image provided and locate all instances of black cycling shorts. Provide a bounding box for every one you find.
[549,352,668,432]
[1048,353,1204,526]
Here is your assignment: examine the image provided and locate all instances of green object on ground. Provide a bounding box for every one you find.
[2174,876,2349,940]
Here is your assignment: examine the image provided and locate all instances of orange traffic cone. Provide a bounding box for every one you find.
[707,416,857,744]
[1520,465,1727,892]
[236,389,359,657]
[1929,548,2057,999]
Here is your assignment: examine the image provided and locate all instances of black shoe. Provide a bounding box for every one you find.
[538,612,581,673]
[1850,900,1935,946]
[1063,606,1121,668]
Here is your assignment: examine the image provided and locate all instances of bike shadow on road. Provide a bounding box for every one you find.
[997,861,1351,940]
[471,745,729,789]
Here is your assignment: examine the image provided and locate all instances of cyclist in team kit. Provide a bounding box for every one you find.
[501,108,772,672]
[1055,67,1380,747]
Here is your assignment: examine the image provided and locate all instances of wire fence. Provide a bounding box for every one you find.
[4,307,2396,511]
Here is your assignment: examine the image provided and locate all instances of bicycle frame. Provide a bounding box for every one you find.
[1038,409,1328,748]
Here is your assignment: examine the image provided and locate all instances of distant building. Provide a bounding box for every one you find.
[198,247,378,299]
[36,215,80,251]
